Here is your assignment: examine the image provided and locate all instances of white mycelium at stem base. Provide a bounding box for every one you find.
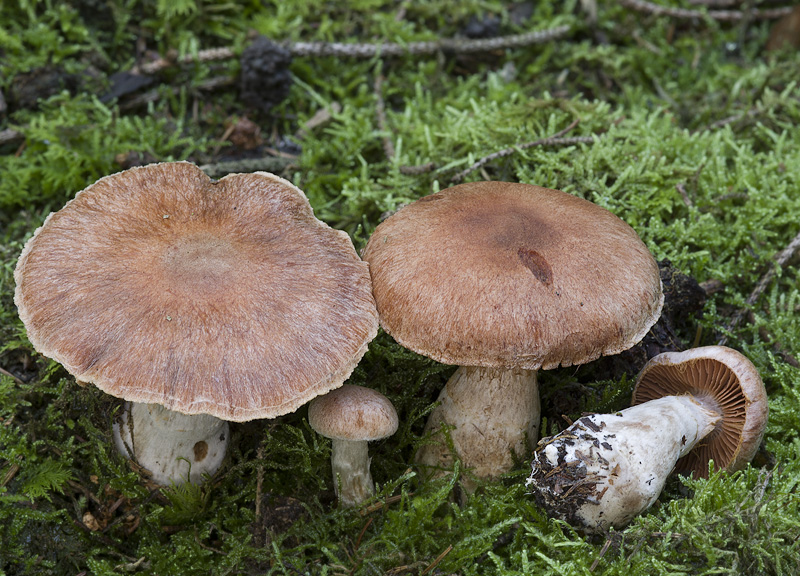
[330,438,375,507]
[416,366,539,492]
[526,395,720,532]
[113,402,229,485]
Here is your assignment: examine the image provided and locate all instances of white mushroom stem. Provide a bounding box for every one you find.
[526,395,720,532]
[113,402,229,485]
[416,366,539,492]
[330,438,374,507]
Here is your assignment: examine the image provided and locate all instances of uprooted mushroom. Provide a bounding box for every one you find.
[526,346,768,532]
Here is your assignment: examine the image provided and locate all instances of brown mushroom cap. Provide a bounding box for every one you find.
[308,385,398,441]
[361,182,663,370]
[632,345,768,477]
[14,162,378,422]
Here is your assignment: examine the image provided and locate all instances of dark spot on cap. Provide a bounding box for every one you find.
[517,248,552,286]
[193,440,209,462]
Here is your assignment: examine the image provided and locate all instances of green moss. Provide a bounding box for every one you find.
[1,0,800,574]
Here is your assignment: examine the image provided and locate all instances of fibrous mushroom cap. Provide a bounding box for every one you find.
[308,384,398,441]
[632,345,768,477]
[362,181,664,370]
[14,162,378,422]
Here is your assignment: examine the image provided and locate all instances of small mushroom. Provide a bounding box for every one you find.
[14,162,378,484]
[526,346,768,532]
[308,385,398,507]
[361,181,663,491]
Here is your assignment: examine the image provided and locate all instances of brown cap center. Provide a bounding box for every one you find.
[160,233,239,294]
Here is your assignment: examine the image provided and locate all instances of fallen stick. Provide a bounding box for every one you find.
[450,119,591,183]
[619,0,794,21]
[140,26,571,75]
[719,228,800,346]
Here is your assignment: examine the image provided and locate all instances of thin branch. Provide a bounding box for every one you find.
[118,76,234,111]
[139,47,235,75]
[139,26,571,75]
[358,493,410,516]
[589,538,613,572]
[375,68,438,175]
[719,229,800,345]
[0,366,24,386]
[619,0,793,21]
[675,182,693,207]
[374,68,396,161]
[450,119,590,183]
[693,107,758,133]
[688,0,741,6]
[291,26,571,58]
[420,545,453,576]
[0,129,24,146]
[399,162,437,175]
[254,445,264,528]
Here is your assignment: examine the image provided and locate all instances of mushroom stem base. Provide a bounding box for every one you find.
[415,366,539,493]
[527,395,720,532]
[113,402,229,485]
[331,438,373,507]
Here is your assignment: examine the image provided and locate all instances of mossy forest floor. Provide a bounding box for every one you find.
[2,1,800,574]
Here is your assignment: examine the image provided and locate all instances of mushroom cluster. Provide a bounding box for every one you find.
[526,346,768,532]
[362,181,664,491]
[17,162,763,527]
[14,162,379,485]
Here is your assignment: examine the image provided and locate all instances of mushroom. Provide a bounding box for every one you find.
[113,403,228,485]
[361,182,663,490]
[14,162,378,485]
[526,346,768,532]
[308,384,399,507]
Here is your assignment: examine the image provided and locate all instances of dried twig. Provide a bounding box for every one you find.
[719,228,800,345]
[675,182,692,207]
[589,538,613,572]
[358,493,409,516]
[619,0,793,21]
[255,445,264,525]
[693,108,758,133]
[118,76,234,111]
[374,69,439,175]
[294,102,341,140]
[0,366,24,385]
[374,68,396,161]
[421,545,453,576]
[399,162,437,175]
[290,26,571,58]
[450,119,591,183]
[688,0,741,6]
[0,129,24,147]
[139,26,571,75]
[139,47,235,75]
[2,463,20,487]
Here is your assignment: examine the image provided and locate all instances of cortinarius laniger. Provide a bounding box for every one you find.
[526,346,768,532]
[362,181,663,491]
[15,162,378,484]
